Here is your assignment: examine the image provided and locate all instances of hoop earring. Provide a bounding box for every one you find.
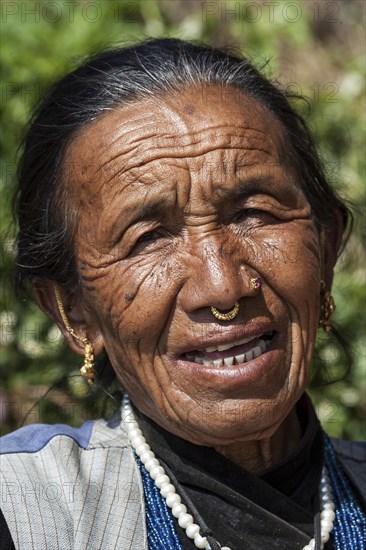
[319,281,336,333]
[54,285,96,384]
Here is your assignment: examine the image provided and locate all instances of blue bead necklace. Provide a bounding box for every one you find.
[135,453,183,550]
[134,435,365,550]
[323,434,366,549]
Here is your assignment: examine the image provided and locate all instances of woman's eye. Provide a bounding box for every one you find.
[245,208,265,215]
[233,207,279,226]
[136,230,161,244]
[235,208,266,220]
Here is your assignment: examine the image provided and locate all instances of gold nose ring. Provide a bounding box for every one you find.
[210,302,239,321]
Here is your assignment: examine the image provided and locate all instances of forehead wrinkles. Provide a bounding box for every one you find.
[113,125,274,165]
[65,90,284,203]
[93,125,277,200]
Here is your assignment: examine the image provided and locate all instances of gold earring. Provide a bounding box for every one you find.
[319,281,336,333]
[54,285,96,384]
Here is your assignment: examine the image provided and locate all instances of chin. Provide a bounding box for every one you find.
[147,391,295,447]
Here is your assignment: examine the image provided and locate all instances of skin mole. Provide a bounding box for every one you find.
[183,104,196,115]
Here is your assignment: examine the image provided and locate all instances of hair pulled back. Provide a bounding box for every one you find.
[14,37,349,291]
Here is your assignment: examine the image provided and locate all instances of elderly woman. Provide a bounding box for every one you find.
[0,39,365,550]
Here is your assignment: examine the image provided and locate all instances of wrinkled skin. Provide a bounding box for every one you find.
[38,86,331,471]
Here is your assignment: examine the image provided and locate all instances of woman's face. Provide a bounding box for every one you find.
[67,86,322,446]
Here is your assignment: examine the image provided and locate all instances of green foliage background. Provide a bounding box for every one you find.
[1,0,365,439]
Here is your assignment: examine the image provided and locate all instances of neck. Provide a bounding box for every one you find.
[213,407,302,475]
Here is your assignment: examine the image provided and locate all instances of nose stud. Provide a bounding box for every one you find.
[210,302,239,321]
[250,277,262,290]
[210,278,262,321]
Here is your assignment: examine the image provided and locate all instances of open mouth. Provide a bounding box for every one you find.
[183,331,275,367]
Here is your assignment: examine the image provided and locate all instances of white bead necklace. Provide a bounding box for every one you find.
[122,395,335,550]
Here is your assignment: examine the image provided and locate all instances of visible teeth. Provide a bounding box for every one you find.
[206,336,256,353]
[205,346,217,352]
[245,349,254,361]
[253,345,262,358]
[218,342,235,351]
[237,336,257,346]
[188,337,271,366]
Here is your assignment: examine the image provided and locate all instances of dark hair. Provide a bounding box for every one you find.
[14,37,349,291]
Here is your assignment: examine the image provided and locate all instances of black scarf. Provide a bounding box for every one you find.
[134,394,333,550]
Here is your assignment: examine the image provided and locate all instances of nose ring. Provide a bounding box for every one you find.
[211,302,239,321]
[250,277,262,290]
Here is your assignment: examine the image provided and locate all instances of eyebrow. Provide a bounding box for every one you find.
[107,196,172,246]
[110,172,290,243]
[121,196,172,230]
[215,175,281,201]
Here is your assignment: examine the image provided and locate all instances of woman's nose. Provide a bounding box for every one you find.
[178,240,255,314]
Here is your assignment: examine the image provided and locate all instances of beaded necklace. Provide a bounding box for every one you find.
[122,397,366,550]
[323,434,366,549]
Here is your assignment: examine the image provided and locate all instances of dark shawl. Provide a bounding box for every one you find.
[134,394,365,550]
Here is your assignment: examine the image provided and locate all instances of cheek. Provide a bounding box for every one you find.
[251,222,321,306]
[80,252,181,359]
[247,222,321,368]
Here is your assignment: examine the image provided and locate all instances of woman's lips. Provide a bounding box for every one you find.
[183,332,274,368]
[174,331,285,393]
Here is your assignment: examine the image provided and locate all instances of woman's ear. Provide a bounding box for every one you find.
[32,278,104,358]
[321,207,347,289]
